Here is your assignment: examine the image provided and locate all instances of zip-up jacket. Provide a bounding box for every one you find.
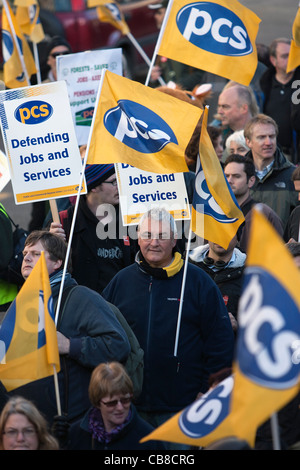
[102,257,235,413]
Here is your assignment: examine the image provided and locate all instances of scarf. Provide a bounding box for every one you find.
[89,407,131,444]
[137,250,183,279]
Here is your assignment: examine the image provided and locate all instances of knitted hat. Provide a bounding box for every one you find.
[85,164,115,191]
[46,36,72,57]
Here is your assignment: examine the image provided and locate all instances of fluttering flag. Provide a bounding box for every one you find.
[191,107,244,249]
[2,0,37,88]
[229,207,300,441]
[140,374,256,447]
[287,5,300,73]
[87,0,129,35]
[86,70,202,173]
[15,0,45,44]
[156,0,261,86]
[0,252,60,392]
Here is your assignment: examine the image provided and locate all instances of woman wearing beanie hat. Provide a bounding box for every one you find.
[43,35,72,83]
[50,163,137,293]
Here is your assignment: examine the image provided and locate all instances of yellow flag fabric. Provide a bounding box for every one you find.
[286,39,300,73]
[230,208,300,439]
[191,107,244,249]
[293,6,300,47]
[287,7,300,73]
[87,70,202,173]
[15,0,45,44]
[2,1,37,88]
[0,252,60,392]
[158,0,261,86]
[87,0,129,34]
[141,375,256,447]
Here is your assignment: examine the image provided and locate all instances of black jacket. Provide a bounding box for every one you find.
[67,404,166,450]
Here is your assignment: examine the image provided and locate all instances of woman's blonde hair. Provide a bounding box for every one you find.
[0,396,59,450]
[89,362,133,407]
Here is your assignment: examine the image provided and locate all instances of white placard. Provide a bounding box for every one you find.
[0,81,86,204]
[57,49,123,146]
[0,150,10,192]
[116,163,191,225]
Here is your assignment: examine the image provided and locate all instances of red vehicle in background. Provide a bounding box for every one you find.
[2,0,159,81]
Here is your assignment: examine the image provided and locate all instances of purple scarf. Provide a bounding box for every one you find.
[89,407,131,443]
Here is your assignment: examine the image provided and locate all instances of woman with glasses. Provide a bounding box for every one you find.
[0,397,59,450]
[65,362,166,450]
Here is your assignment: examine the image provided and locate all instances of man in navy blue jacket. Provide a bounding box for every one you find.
[102,208,235,435]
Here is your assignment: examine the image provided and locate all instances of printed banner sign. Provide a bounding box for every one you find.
[116,163,190,225]
[0,81,86,204]
[0,150,10,192]
[57,49,123,145]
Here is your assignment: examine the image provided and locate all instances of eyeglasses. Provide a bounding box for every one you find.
[3,428,37,438]
[101,396,132,408]
[50,51,70,58]
[102,179,117,186]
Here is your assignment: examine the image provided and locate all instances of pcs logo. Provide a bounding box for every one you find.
[15,100,53,125]
[238,268,300,389]
[104,99,178,153]
[177,2,252,56]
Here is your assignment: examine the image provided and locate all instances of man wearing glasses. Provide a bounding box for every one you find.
[103,208,235,449]
[50,163,137,293]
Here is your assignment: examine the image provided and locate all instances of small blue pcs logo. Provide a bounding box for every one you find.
[176,2,252,56]
[15,100,53,125]
[104,100,178,153]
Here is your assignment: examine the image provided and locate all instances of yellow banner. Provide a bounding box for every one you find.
[2,1,37,88]
[191,107,244,249]
[0,252,60,391]
[87,70,202,174]
[158,0,261,86]
[230,208,300,436]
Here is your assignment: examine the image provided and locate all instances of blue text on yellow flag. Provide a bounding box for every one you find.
[2,1,37,88]
[230,208,300,438]
[0,252,60,392]
[158,0,261,86]
[140,375,256,447]
[191,107,244,249]
[87,70,202,174]
[15,0,45,44]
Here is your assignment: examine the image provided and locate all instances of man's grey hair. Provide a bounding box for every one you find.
[138,207,177,238]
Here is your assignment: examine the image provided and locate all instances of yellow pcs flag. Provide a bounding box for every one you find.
[191,107,244,249]
[2,1,37,88]
[87,70,202,173]
[0,252,60,392]
[15,0,45,44]
[158,0,261,86]
[87,0,129,35]
[141,374,256,448]
[287,6,300,73]
[230,208,300,440]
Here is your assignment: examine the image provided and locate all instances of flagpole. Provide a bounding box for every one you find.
[126,32,165,86]
[144,0,174,86]
[173,222,192,357]
[33,42,41,83]
[52,365,62,415]
[271,413,281,450]
[2,0,31,85]
[54,69,107,326]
